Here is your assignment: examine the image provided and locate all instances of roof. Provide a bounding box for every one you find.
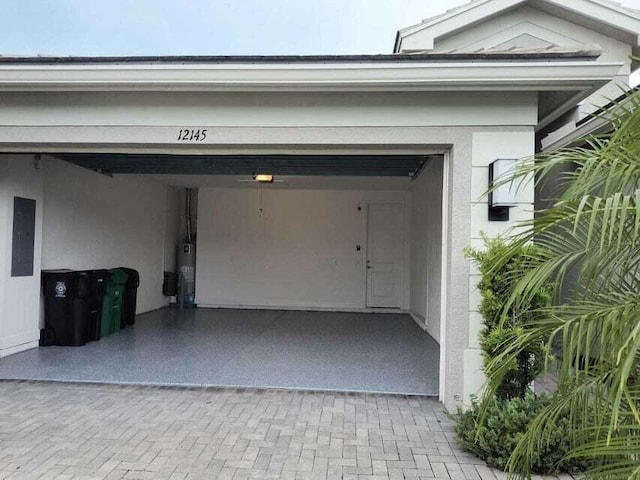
[0,50,617,97]
[0,50,621,134]
[395,0,640,53]
[400,44,603,59]
[0,49,602,64]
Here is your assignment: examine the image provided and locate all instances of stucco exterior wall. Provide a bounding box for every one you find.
[0,91,538,130]
[0,78,539,409]
[463,131,536,402]
[1,124,536,410]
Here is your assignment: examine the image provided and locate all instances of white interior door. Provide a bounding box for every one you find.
[366,203,403,308]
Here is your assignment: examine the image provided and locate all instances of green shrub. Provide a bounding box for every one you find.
[454,394,584,474]
[456,237,568,473]
[465,236,549,399]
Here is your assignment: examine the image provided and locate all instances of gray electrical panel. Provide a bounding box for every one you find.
[11,196,36,277]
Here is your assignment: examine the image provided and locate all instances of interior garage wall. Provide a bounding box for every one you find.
[0,154,43,357]
[41,156,181,314]
[196,187,409,310]
[409,160,443,342]
[164,186,182,272]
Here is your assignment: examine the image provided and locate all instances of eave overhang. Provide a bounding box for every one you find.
[541,113,610,151]
[540,88,638,151]
[0,60,622,94]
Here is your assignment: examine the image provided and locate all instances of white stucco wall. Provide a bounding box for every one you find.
[0,91,538,131]
[41,156,181,314]
[0,154,43,357]
[409,159,444,342]
[196,187,409,310]
[464,130,535,403]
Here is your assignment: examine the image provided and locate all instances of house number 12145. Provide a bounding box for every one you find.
[177,129,207,142]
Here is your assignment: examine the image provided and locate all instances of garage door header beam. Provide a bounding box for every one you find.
[57,153,439,177]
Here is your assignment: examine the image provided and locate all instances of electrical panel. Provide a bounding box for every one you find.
[11,196,36,277]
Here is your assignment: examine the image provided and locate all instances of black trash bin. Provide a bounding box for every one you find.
[80,269,109,342]
[41,269,90,346]
[117,267,140,327]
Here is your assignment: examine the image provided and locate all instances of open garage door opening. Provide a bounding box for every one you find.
[0,151,446,397]
[58,152,445,318]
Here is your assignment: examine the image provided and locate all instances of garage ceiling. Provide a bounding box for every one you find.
[55,153,438,177]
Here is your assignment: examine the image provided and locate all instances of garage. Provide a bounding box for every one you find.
[0,150,445,395]
[0,49,615,407]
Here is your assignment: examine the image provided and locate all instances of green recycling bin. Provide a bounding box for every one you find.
[100,269,129,338]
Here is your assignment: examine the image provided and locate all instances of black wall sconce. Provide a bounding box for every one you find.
[488,158,516,221]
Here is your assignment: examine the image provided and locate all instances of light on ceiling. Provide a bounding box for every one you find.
[253,174,274,183]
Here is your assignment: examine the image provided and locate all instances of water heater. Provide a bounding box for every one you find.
[177,243,196,305]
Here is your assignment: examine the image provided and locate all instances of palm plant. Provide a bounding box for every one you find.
[482,89,640,479]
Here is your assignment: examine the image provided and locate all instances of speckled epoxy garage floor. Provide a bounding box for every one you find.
[0,308,439,395]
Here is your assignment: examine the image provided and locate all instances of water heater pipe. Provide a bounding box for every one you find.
[185,188,193,244]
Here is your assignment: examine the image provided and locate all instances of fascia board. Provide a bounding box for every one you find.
[544,0,640,46]
[0,61,623,93]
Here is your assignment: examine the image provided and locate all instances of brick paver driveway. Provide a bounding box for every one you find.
[0,381,507,480]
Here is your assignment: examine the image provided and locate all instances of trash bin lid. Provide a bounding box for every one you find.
[117,267,140,287]
[80,269,109,280]
[108,269,129,284]
[41,269,77,282]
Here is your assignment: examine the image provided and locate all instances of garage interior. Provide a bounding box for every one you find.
[0,151,445,396]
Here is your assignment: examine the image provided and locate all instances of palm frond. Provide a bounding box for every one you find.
[477,88,640,480]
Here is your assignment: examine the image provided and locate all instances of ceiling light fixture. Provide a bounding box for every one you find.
[253,174,274,183]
